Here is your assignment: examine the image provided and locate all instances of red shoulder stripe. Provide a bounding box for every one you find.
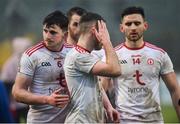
[145,42,165,53]
[28,45,44,56]
[114,43,124,51]
[25,42,43,54]
[25,42,44,56]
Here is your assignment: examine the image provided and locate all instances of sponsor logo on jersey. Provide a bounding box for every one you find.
[133,70,145,85]
[120,60,127,64]
[41,62,51,66]
[54,56,64,60]
[128,87,149,94]
[127,86,151,102]
[48,87,68,95]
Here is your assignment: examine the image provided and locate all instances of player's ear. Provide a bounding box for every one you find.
[62,31,68,41]
[144,21,148,31]
[91,26,96,34]
[120,24,124,33]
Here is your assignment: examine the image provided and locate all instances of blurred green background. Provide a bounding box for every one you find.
[161,105,178,123]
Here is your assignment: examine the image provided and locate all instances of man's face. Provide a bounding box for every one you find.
[68,14,81,42]
[120,14,147,42]
[43,24,65,50]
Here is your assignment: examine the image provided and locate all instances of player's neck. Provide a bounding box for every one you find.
[44,42,64,52]
[125,39,144,49]
[77,34,93,52]
[66,35,77,45]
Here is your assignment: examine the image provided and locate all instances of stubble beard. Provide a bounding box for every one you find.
[127,33,143,42]
[69,29,79,42]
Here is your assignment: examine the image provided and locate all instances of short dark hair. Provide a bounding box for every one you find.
[43,10,68,31]
[80,12,105,24]
[121,6,145,20]
[79,12,105,33]
[67,7,87,21]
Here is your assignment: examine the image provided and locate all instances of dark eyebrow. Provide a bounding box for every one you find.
[43,28,58,35]
[49,30,58,35]
[125,21,141,26]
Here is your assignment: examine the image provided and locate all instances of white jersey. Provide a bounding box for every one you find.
[112,42,174,122]
[18,41,73,123]
[91,49,105,60]
[64,45,104,123]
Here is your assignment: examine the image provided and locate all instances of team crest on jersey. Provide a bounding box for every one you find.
[41,62,51,66]
[147,58,154,65]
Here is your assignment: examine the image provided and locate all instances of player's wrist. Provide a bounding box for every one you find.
[43,95,49,104]
[104,101,113,110]
[103,41,111,47]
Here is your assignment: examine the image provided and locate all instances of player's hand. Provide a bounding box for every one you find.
[106,106,120,123]
[94,20,111,45]
[46,88,70,108]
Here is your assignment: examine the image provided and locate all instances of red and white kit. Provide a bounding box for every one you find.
[18,41,73,123]
[111,42,173,122]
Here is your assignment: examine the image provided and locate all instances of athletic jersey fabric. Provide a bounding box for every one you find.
[91,49,105,60]
[64,45,104,123]
[104,42,173,122]
[18,41,73,123]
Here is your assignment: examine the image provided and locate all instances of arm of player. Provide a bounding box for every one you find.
[100,76,113,92]
[92,20,121,77]
[101,86,120,123]
[12,73,69,107]
[161,72,180,121]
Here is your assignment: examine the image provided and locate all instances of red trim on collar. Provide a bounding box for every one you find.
[124,42,145,50]
[75,45,90,53]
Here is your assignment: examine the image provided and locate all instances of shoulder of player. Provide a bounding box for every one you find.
[24,41,44,57]
[145,41,166,54]
[60,42,74,55]
[114,42,124,51]
[63,42,74,48]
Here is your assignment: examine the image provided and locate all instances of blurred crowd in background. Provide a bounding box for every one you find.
[0,0,180,123]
